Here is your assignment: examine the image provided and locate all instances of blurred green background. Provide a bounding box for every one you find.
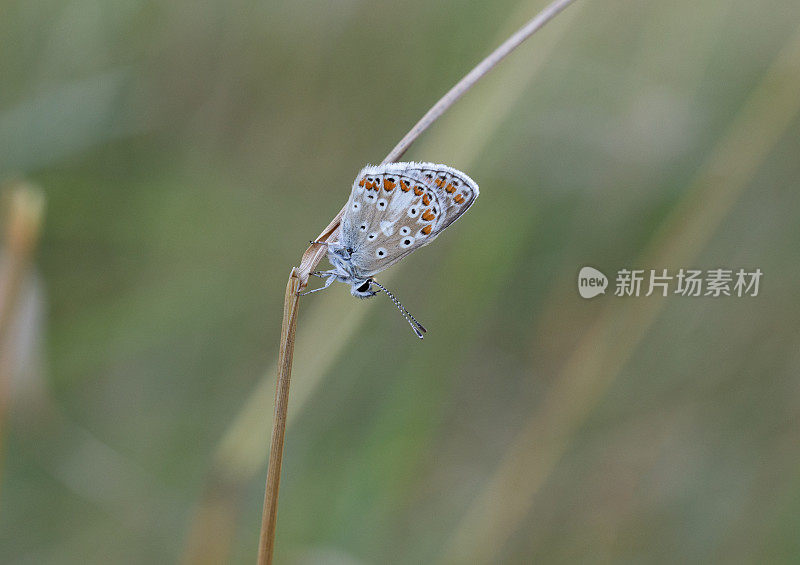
[2,0,800,563]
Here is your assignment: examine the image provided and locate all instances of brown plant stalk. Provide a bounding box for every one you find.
[256,0,579,562]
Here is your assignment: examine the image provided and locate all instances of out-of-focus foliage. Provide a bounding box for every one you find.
[2,0,800,563]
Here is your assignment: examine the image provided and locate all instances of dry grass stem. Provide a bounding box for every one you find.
[256,1,580,563]
[256,269,301,564]
[381,0,577,165]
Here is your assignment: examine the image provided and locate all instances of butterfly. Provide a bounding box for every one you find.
[305,162,479,338]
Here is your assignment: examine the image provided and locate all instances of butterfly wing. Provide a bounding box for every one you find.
[340,162,479,278]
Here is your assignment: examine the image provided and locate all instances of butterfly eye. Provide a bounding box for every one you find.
[356,281,371,293]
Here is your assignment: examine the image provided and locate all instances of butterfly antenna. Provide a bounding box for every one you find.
[370,280,427,339]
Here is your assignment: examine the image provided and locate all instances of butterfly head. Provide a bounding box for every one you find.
[327,242,353,261]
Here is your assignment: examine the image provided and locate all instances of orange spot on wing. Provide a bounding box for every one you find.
[359,178,366,187]
[383,179,396,191]
[422,210,435,221]
[454,194,465,204]
[422,194,431,206]
[414,186,424,196]
[421,225,432,235]
[435,177,445,188]
[400,180,411,192]
[445,183,456,193]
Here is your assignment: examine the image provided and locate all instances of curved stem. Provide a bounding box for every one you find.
[258,1,580,562]
[295,0,579,290]
[382,0,578,164]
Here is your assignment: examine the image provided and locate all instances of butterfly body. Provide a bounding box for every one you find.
[323,243,377,298]
[308,162,479,336]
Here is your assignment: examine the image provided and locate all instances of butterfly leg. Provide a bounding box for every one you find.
[299,272,337,296]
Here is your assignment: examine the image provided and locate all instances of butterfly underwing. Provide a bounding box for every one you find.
[306,162,479,337]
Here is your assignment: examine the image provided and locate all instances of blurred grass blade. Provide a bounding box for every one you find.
[0,71,137,172]
[0,182,45,497]
[0,184,45,356]
[439,21,800,564]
